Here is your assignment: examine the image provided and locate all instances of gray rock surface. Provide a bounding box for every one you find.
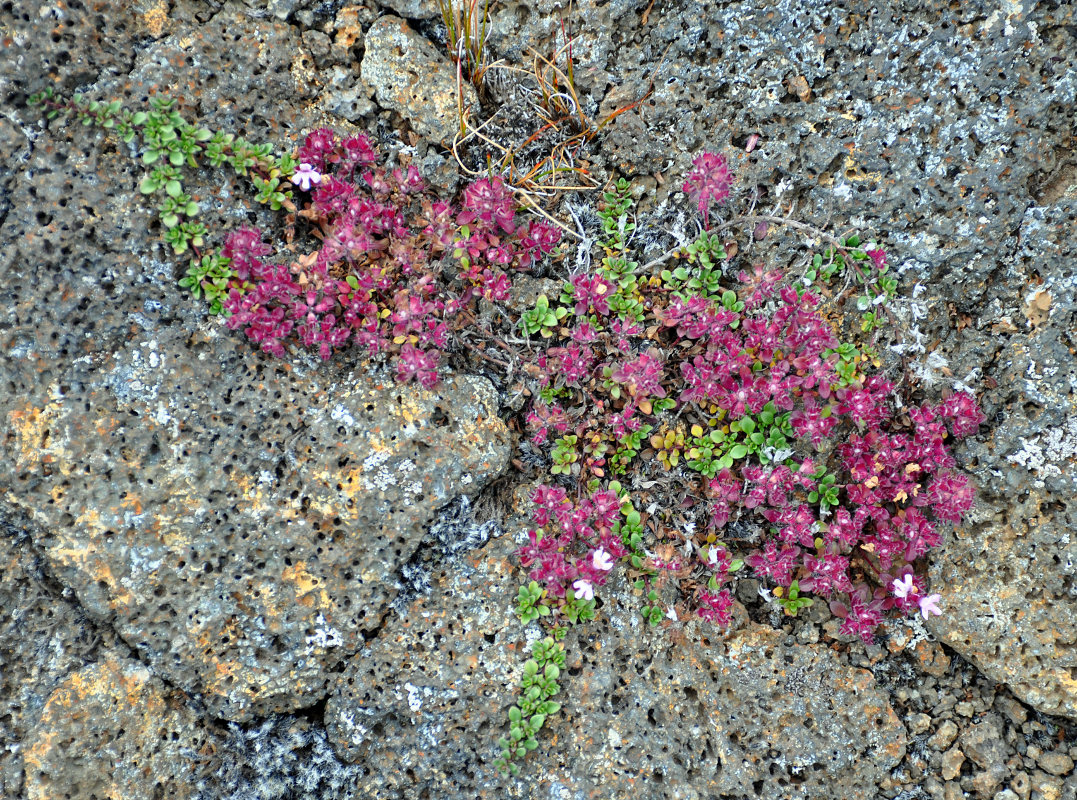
[929,198,1077,720]
[361,15,478,146]
[1,0,508,726]
[326,524,906,798]
[22,657,209,800]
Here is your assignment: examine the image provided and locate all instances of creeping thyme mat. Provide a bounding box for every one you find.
[30,89,984,779]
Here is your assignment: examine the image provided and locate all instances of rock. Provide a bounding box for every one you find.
[301,29,333,67]
[910,712,934,735]
[930,201,1077,722]
[195,714,366,800]
[997,694,1030,726]
[321,64,377,122]
[931,720,961,751]
[1031,770,1064,800]
[360,16,477,145]
[241,0,300,20]
[1037,751,1075,777]
[378,0,441,18]
[326,529,905,798]
[487,0,638,100]
[1,8,510,723]
[2,315,508,721]
[961,717,1009,795]
[961,717,1008,769]
[1012,771,1033,800]
[23,658,209,800]
[0,515,127,798]
[942,746,966,781]
[3,0,176,102]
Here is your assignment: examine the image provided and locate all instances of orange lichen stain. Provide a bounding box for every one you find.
[227,472,275,517]
[7,402,64,471]
[119,494,144,515]
[24,660,157,787]
[207,658,241,693]
[843,154,883,184]
[281,561,332,609]
[140,0,169,37]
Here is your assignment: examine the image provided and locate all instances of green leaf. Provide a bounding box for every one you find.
[729,444,748,459]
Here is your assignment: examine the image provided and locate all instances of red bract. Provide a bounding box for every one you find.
[610,353,666,399]
[396,343,439,388]
[938,391,986,438]
[682,151,733,229]
[835,587,885,644]
[296,127,337,171]
[925,471,975,523]
[459,176,516,233]
[696,588,734,624]
[218,132,559,386]
[221,227,272,281]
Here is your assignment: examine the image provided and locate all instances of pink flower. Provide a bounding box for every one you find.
[918,593,942,619]
[573,579,594,601]
[892,573,914,599]
[592,548,614,571]
[682,152,733,229]
[291,163,322,191]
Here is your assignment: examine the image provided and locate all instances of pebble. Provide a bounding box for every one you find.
[1030,770,1063,800]
[910,712,933,735]
[995,694,1028,725]
[1036,750,1074,776]
[1010,771,1031,800]
[931,720,960,750]
[941,746,965,780]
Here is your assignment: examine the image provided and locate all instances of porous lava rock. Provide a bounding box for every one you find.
[22,657,209,800]
[928,198,1077,720]
[1,2,510,723]
[361,15,478,146]
[326,528,905,798]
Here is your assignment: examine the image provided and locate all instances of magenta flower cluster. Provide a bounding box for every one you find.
[221,129,560,385]
[519,485,626,599]
[518,163,985,639]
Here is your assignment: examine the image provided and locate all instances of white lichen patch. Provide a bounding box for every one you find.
[305,612,344,649]
[405,681,423,712]
[106,340,166,405]
[329,402,357,428]
[1009,416,1077,488]
[336,710,372,747]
